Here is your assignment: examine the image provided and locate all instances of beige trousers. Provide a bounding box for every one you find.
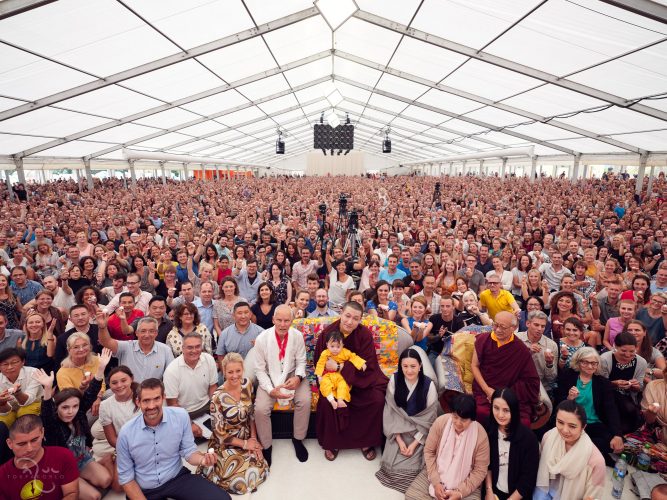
[254,376,311,449]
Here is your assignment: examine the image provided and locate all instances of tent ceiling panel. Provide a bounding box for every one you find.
[411,0,544,50]
[263,16,331,66]
[243,0,314,26]
[558,106,667,136]
[568,44,667,99]
[360,108,399,125]
[169,139,219,154]
[0,44,95,101]
[416,89,482,116]
[462,106,533,127]
[609,130,667,151]
[176,120,229,138]
[367,94,408,114]
[332,57,384,87]
[0,96,24,113]
[236,119,277,135]
[0,133,53,154]
[333,18,402,67]
[216,106,266,127]
[293,82,339,103]
[196,37,277,83]
[478,131,525,146]
[256,94,300,115]
[235,74,290,101]
[84,123,162,144]
[36,140,112,157]
[485,0,666,77]
[331,80,373,102]
[179,90,249,115]
[355,0,421,25]
[133,108,201,129]
[57,85,163,119]
[273,108,308,123]
[283,58,333,87]
[122,60,222,102]
[419,128,462,141]
[300,100,330,115]
[389,37,468,82]
[375,73,431,100]
[123,0,254,50]
[134,132,193,149]
[339,101,366,115]
[0,0,180,76]
[509,122,578,141]
[532,144,568,156]
[548,137,627,153]
[395,105,450,124]
[0,107,108,137]
[442,59,545,102]
[436,118,488,136]
[499,83,607,116]
[390,117,432,133]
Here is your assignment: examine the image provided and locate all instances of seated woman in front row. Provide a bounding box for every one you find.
[405,394,489,500]
[375,348,438,493]
[485,388,539,500]
[534,400,606,500]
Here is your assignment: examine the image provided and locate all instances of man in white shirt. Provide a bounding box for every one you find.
[104,273,152,314]
[164,334,217,438]
[253,305,310,466]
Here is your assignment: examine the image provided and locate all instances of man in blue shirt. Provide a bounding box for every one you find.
[116,378,230,500]
[378,254,406,283]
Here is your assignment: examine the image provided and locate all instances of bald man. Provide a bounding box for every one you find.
[471,311,540,426]
[253,305,311,466]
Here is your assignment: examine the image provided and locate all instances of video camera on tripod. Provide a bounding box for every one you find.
[433,181,443,210]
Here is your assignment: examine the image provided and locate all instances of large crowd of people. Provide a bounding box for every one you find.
[0,171,666,500]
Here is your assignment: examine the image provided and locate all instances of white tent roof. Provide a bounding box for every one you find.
[0,0,666,168]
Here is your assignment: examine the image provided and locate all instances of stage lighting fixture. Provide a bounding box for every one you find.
[275,129,285,155]
[344,149,350,155]
[346,113,350,125]
[320,112,324,124]
[382,127,391,154]
[337,149,342,155]
[321,149,326,155]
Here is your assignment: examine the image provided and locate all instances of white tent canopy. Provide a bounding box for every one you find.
[0,0,666,175]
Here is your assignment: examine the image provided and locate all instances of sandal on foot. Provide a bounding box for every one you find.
[361,447,376,461]
[324,449,339,461]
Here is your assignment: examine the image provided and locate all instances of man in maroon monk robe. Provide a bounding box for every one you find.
[471,311,540,426]
[314,301,388,461]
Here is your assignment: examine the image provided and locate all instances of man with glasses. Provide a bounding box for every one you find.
[471,311,540,426]
[458,255,485,294]
[479,277,521,322]
[164,334,217,439]
[0,348,43,427]
[104,272,152,314]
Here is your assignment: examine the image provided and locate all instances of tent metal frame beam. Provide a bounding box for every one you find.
[335,50,646,155]
[353,10,667,123]
[335,75,578,155]
[0,0,55,20]
[16,50,332,159]
[0,6,319,121]
[84,76,331,160]
[598,0,667,24]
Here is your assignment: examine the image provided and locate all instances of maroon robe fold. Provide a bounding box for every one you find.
[314,320,388,450]
[472,332,540,427]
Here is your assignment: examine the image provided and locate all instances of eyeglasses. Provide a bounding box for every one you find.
[0,359,22,368]
[580,360,599,367]
[127,281,140,285]
[487,282,500,286]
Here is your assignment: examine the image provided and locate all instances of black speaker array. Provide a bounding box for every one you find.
[314,124,354,150]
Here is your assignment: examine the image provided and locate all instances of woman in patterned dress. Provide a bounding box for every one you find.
[198,353,269,494]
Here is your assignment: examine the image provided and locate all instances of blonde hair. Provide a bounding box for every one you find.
[21,311,48,349]
[61,332,93,368]
[220,352,244,374]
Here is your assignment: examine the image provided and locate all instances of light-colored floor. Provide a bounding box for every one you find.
[103,439,640,500]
